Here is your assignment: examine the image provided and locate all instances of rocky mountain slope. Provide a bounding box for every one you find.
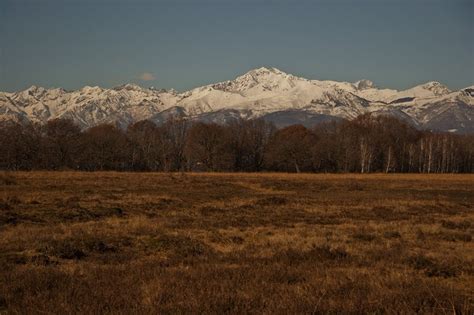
[1,67,473,132]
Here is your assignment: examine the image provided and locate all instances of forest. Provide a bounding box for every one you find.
[1,114,473,173]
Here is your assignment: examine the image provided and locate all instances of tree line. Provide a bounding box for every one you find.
[1,114,473,173]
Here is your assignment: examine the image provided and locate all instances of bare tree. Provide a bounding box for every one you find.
[159,116,189,172]
[226,119,275,171]
[79,124,129,171]
[126,120,162,171]
[265,125,316,173]
[40,118,81,169]
[1,114,472,173]
[185,122,231,171]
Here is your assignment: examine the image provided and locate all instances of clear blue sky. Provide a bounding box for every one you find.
[1,0,473,92]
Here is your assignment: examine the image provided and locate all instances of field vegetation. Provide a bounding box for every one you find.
[0,172,473,313]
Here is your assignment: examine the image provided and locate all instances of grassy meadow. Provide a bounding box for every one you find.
[0,172,473,314]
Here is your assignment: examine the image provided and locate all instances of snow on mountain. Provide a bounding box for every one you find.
[461,86,474,97]
[0,67,472,133]
[383,81,451,103]
[0,92,27,123]
[1,84,181,128]
[177,67,369,119]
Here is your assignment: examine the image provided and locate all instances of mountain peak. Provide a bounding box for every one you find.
[1,68,471,133]
[25,85,46,92]
[21,85,47,98]
[418,81,451,96]
[244,66,287,77]
[114,83,144,91]
[211,66,297,92]
[354,79,376,90]
[81,86,104,94]
[420,81,442,89]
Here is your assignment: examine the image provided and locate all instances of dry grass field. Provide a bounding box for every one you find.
[0,172,473,314]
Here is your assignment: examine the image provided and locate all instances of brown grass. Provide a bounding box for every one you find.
[0,172,473,314]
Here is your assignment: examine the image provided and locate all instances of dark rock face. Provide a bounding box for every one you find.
[261,111,343,128]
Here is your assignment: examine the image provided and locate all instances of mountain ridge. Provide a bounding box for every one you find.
[1,67,473,133]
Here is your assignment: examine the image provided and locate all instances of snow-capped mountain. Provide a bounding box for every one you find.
[1,84,180,128]
[1,67,473,133]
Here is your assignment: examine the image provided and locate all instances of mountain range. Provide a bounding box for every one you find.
[1,67,473,133]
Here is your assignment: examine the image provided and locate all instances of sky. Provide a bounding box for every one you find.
[1,0,473,92]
